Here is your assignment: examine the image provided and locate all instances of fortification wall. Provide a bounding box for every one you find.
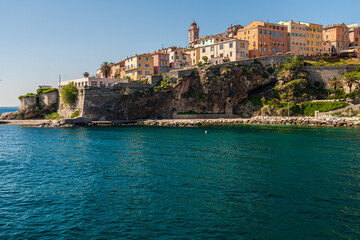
[305,65,360,90]
[19,97,37,111]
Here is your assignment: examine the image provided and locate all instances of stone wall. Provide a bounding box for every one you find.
[305,65,360,90]
[39,91,59,106]
[174,114,237,119]
[57,90,85,118]
[19,97,37,111]
[165,69,194,78]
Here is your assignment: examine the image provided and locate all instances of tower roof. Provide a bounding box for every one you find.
[191,21,197,27]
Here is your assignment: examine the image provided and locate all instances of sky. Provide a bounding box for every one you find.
[0,0,359,106]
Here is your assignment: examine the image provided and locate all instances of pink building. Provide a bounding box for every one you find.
[150,51,170,74]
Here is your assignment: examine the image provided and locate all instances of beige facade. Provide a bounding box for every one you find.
[125,53,154,81]
[278,20,307,55]
[186,39,249,66]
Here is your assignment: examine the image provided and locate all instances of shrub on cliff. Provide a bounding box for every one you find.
[61,83,78,105]
[37,88,58,95]
[18,93,38,99]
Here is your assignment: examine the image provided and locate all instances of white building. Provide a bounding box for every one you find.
[187,39,249,66]
[59,77,127,88]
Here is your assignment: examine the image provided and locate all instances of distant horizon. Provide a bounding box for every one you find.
[0,0,359,106]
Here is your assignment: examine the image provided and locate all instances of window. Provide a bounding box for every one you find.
[202,48,206,53]
[139,63,141,67]
[230,52,232,57]
[138,57,141,60]
[138,70,142,75]
[229,42,233,48]
[210,46,214,51]
[183,56,186,60]
[145,64,149,67]
[171,56,174,59]
[220,44,223,50]
[176,56,179,59]
[146,57,148,61]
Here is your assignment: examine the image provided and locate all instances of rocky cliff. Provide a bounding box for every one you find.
[79,63,276,120]
[0,90,59,120]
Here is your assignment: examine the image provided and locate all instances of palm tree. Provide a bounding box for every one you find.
[342,72,359,93]
[100,62,112,78]
[328,76,341,95]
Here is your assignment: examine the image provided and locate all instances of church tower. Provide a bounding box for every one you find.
[188,21,200,45]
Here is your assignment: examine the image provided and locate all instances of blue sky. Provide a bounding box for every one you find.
[0,0,359,106]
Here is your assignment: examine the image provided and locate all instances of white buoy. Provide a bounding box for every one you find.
[205,131,207,134]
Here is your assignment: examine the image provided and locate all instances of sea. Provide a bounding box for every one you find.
[0,107,18,115]
[0,122,360,239]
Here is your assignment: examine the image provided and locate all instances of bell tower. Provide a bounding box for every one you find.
[189,21,200,45]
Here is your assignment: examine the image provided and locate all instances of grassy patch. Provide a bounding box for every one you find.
[299,101,349,116]
[37,88,58,94]
[70,110,80,118]
[18,93,38,99]
[46,112,63,120]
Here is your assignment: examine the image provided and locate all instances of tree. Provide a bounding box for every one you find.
[202,56,209,64]
[61,83,78,105]
[283,54,304,71]
[328,76,341,95]
[100,62,112,78]
[342,72,359,93]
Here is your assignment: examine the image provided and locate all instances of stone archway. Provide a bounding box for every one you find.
[171,108,177,119]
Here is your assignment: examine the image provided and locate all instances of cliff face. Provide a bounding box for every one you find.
[81,63,276,120]
[0,91,59,120]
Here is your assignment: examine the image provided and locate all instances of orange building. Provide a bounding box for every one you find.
[237,21,289,58]
[348,24,360,48]
[323,23,350,54]
[110,60,125,79]
[278,20,307,55]
[299,22,323,56]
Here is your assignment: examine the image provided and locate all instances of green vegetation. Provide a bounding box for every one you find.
[61,83,78,105]
[267,67,275,75]
[298,102,348,116]
[70,110,80,118]
[328,76,341,95]
[202,56,209,64]
[18,93,37,99]
[46,112,63,120]
[153,78,170,92]
[282,55,304,71]
[136,78,148,84]
[305,57,360,66]
[241,66,253,73]
[37,88,58,94]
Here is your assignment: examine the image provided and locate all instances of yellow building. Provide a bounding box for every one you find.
[125,53,154,81]
[300,22,323,56]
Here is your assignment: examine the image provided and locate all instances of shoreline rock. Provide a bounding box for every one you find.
[2,116,360,128]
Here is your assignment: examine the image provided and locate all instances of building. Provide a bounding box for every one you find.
[59,77,124,88]
[299,22,324,56]
[348,23,360,48]
[278,20,307,55]
[226,24,243,38]
[323,23,350,54]
[188,39,249,65]
[110,60,125,79]
[124,53,154,81]
[322,41,332,55]
[163,47,191,70]
[189,21,200,46]
[150,51,170,74]
[237,21,289,58]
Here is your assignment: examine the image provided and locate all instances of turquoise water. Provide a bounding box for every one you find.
[0,124,360,239]
[0,107,18,115]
